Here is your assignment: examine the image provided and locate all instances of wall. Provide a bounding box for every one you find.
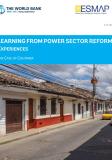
[64,100,73,120]
[27,97,73,129]
[31,98,92,129]
[0,97,6,135]
[37,98,61,119]
[73,100,91,120]
[0,88,73,133]
[0,87,93,133]
[46,99,51,115]
[24,99,29,131]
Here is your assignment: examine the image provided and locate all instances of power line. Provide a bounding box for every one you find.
[0,65,71,87]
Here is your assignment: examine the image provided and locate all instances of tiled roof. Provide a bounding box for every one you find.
[0,70,93,99]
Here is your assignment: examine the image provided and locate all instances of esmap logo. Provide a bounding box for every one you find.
[75,5,110,14]
[0,5,5,14]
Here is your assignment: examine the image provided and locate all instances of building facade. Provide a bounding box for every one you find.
[0,71,107,135]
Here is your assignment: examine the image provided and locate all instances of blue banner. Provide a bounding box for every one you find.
[0,35,112,64]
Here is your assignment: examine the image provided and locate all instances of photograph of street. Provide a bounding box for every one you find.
[0,64,112,160]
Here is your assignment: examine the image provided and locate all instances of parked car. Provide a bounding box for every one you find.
[102,111,112,120]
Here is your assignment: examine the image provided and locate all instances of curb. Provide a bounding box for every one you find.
[0,117,93,145]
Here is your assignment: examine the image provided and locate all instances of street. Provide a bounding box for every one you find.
[0,119,111,160]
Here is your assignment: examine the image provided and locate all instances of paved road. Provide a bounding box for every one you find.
[0,119,111,160]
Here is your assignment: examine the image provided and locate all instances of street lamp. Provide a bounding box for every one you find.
[91,64,98,119]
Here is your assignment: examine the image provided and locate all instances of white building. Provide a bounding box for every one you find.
[0,70,105,135]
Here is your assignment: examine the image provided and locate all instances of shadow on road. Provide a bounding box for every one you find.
[64,121,112,160]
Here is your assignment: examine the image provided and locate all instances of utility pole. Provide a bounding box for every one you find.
[91,64,98,119]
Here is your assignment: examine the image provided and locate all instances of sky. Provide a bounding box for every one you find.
[41,64,112,98]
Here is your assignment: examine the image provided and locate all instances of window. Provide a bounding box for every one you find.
[86,102,89,111]
[98,104,100,110]
[40,98,46,115]
[51,99,56,114]
[101,104,102,110]
[78,103,81,114]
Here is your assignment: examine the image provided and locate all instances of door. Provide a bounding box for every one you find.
[6,101,22,133]
[82,106,84,118]
[90,102,93,116]
[73,104,75,120]
[60,103,64,122]
[29,98,34,128]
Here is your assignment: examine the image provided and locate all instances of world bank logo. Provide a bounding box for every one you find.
[0,5,5,14]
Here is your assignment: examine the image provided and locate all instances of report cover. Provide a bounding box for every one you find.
[0,1,112,160]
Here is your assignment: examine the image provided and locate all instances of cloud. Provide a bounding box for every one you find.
[43,64,112,98]
[32,78,45,83]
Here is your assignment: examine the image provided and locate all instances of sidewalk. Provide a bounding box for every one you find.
[0,117,95,145]
[95,114,102,120]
